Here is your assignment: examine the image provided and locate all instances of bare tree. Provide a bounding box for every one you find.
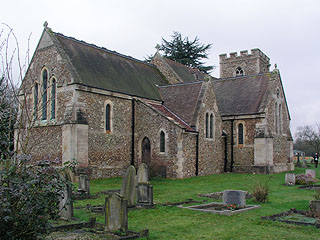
[0,24,62,159]
[295,123,320,154]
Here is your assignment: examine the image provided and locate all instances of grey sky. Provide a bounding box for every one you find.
[2,0,320,137]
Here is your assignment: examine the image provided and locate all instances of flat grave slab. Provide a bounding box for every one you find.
[179,202,260,216]
[262,208,320,228]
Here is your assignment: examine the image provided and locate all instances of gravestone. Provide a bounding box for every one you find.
[310,200,320,218]
[285,173,296,185]
[105,193,128,232]
[78,174,90,195]
[137,163,149,183]
[223,190,246,207]
[306,169,316,178]
[136,182,154,207]
[121,165,137,207]
[59,172,73,220]
[301,160,307,168]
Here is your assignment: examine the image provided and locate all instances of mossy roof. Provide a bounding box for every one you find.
[158,81,203,126]
[213,73,269,116]
[54,33,168,100]
[163,58,206,83]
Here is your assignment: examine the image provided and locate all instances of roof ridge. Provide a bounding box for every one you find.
[158,81,203,88]
[53,32,155,67]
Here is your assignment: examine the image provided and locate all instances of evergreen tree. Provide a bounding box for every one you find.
[158,31,214,73]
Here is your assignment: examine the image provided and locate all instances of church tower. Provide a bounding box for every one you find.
[219,48,271,78]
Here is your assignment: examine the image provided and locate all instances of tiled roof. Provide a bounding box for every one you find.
[148,103,195,131]
[163,58,207,82]
[158,82,203,126]
[213,74,269,116]
[54,32,168,101]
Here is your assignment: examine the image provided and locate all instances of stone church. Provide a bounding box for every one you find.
[16,24,294,179]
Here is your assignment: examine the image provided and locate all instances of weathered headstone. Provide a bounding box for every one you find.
[301,160,307,168]
[121,165,137,207]
[78,174,90,195]
[285,173,296,185]
[59,172,73,220]
[136,182,153,207]
[105,193,128,232]
[306,169,316,178]
[310,200,320,218]
[137,163,149,183]
[223,190,246,207]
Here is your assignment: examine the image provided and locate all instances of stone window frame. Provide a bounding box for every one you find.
[50,76,57,121]
[104,100,113,134]
[159,128,168,155]
[237,122,245,147]
[235,66,244,77]
[40,67,49,122]
[205,111,215,140]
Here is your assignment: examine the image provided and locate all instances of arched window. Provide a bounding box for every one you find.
[275,102,278,134]
[34,82,38,119]
[238,123,244,144]
[279,104,282,134]
[160,131,165,153]
[236,67,244,76]
[51,78,56,119]
[42,69,48,120]
[205,113,209,138]
[210,114,214,138]
[105,104,111,132]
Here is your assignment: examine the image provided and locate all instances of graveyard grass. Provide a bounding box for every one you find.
[73,165,320,240]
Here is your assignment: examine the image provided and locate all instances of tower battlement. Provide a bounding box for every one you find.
[219,48,271,78]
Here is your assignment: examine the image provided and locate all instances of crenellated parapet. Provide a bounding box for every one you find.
[219,49,271,78]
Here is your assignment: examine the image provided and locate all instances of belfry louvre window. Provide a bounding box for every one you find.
[105,104,111,132]
[51,78,56,119]
[238,123,244,144]
[160,131,165,153]
[236,67,244,76]
[42,69,48,120]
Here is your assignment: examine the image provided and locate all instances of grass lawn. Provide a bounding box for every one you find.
[73,165,320,239]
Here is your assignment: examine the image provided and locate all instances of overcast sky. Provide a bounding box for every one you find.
[2,0,320,137]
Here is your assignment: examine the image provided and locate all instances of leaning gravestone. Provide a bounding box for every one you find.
[306,169,316,178]
[137,163,149,183]
[59,172,73,220]
[223,190,246,208]
[285,173,296,185]
[121,165,137,207]
[105,193,128,232]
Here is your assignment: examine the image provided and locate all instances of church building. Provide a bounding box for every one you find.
[15,24,294,179]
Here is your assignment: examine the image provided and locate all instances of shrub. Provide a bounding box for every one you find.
[252,181,269,203]
[314,189,320,200]
[295,174,318,185]
[0,155,74,240]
